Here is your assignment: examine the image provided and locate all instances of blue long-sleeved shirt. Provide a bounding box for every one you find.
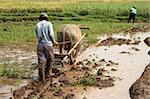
[35,20,54,46]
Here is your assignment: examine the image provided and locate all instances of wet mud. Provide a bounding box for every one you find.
[13,58,117,99]
[98,37,140,46]
[0,26,150,99]
[123,24,150,33]
[12,32,150,99]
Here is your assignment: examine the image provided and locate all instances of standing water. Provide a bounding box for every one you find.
[76,32,150,99]
[0,32,149,99]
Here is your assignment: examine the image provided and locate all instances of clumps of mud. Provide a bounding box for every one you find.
[96,76,114,89]
[13,54,118,99]
[76,55,118,88]
[129,64,150,99]
[77,57,118,69]
[13,66,84,99]
[13,78,52,99]
[119,51,131,54]
[131,47,140,51]
[98,37,140,46]
[124,24,150,33]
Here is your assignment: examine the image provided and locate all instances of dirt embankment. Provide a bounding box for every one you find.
[129,63,150,99]
[124,24,150,33]
[130,37,150,99]
[98,37,140,46]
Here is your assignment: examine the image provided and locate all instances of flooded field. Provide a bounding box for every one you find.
[76,32,150,99]
[0,32,149,99]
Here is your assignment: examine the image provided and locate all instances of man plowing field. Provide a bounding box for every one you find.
[35,13,85,81]
[35,12,58,81]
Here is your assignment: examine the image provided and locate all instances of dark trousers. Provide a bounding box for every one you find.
[37,42,54,81]
[128,13,136,23]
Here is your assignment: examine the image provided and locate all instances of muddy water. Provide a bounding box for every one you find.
[0,49,37,99]
[0,32,149,99]
[0,85,14,99]
[0,49,37,65]
[76,32,150,99]
[0,80,27,99]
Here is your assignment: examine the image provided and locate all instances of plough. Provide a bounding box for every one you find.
[54,33,86,67]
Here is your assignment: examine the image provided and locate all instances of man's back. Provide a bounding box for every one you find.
[36,20,54,46]
[130,7,137,14]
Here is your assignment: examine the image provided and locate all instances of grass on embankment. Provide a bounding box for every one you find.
[0,63,32,85]
[0,63,32,79]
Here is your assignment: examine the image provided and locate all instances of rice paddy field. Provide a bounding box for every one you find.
[0,1,150,98]
[0,0,149,45]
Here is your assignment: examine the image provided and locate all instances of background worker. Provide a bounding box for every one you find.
[35,12,57,81]
[128,6,137,23]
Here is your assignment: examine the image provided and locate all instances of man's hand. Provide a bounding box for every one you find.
[54,41,58,46]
